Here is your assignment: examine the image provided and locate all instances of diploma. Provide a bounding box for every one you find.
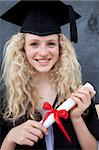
[40,82,94,128]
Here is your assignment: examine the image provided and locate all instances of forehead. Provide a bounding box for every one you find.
[25,33,59,41]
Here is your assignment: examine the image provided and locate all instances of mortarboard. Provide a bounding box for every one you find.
[0,0,81,43]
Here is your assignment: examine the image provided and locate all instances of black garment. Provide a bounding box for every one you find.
[0,94,99,150]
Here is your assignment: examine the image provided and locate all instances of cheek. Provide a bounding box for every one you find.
[52,48,59,59]
[25,49,31,59]
[24,48,33,64]
[25,47,35,59]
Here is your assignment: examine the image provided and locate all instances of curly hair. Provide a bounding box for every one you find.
[1,33,82,123]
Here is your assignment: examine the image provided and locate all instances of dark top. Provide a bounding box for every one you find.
[0,91,99,150]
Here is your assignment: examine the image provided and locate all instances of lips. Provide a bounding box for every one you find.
[34,58,51,66]
[35,59,51,63]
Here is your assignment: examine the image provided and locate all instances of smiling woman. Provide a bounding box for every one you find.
[24,34,59,73]
[0,1,99,150]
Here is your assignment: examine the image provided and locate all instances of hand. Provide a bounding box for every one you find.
[6,120,48,146]
[70,85,96,119]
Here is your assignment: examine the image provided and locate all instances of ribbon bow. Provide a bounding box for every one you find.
[42,102,71,143]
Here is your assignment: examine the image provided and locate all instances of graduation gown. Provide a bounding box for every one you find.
[0,92,99,150]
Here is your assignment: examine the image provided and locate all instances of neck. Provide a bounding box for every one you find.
[37,72,50,84]
[35,72,57,108]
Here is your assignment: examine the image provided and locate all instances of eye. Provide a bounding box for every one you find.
[30,42,38,48]
[48,42,56,47]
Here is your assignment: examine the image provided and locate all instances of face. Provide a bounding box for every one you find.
[24,34,59,73]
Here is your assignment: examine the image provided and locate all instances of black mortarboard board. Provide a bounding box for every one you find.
[0,0,81,43]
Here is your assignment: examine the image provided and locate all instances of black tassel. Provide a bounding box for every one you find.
[69,6,78,43]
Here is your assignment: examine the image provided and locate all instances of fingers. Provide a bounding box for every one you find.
[22,120,48,143]
[70,86,96,112]
[27,125,44,139]
[22,139,34,146]
[71,86,96,103]
[70,95,89,113]
[8,118,47,146]
[83,87,96,98]
[26,132,39,143]
[71,89,90,105]
[26,120,48,136]
[77,84,96,97]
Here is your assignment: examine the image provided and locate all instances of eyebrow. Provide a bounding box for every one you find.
[28,39,58,43]
[47,39,58,42]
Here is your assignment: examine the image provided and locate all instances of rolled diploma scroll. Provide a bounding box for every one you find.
[40,82,94,128]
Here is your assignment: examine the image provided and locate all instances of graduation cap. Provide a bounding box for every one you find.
[0,0,81,43]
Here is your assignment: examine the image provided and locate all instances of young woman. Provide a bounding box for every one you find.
[0,1,99,150]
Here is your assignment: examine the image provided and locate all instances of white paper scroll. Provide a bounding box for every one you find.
[40,82,94,128]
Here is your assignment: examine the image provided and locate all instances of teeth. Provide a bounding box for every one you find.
[36,59,50,63]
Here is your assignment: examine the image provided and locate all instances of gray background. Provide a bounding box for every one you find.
[0,0,99,104]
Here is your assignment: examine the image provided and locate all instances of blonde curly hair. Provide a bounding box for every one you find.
[1,33,82,123]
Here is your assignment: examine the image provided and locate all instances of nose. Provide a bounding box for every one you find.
[39,45,49,56]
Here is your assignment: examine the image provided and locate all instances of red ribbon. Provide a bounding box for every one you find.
[42,102,71,143]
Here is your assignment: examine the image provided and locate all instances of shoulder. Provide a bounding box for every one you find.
[83,100,99,140]
[0,116,9,145]
[83,100,98,120]
[95,104,99,119]
[0,85,6,100]
[0,85,6,117]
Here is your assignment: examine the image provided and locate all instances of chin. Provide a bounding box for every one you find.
[35,66,53,73]
[36,69,51,73]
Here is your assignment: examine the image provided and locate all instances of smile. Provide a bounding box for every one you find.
[35,59,51,63]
